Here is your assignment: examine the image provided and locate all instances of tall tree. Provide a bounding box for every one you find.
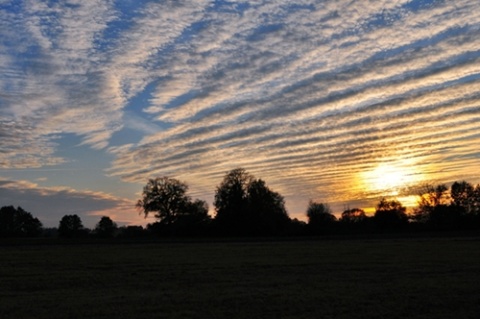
[450,181,475,214]
[136,177,190,225]
[247,179,290,235]
[214,168,253,232]
[414,184,450,223]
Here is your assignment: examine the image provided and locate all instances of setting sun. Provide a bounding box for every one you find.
[360,160,423,197]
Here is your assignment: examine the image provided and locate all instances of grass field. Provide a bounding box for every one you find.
[0,237,479,319]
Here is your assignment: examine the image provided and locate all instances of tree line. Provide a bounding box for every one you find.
[1,168,480,239]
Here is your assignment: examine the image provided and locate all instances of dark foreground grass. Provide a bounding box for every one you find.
[0,237,479,319]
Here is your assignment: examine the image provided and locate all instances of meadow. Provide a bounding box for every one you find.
[0,237,479,319]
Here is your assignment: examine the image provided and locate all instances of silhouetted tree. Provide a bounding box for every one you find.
[374,198,408,231]
[306,201,336,234]
[339,208,368,233]
[340,208,366,223]
[94,216,118,238]
[58,214,85,238]
[136,177,190,225]
[137,177,212,236]
[428,204,464,230]
[451,181,475,215]
[413,181,480,230]
[471,184,480,228]
[447,181,480,229]
[213,169,291,235]
[413,184,449,223]
[214,168,253,234]
[173,199,212,236]
[0,206,43,237]
[182,199,210,222]
[246,179,291,235]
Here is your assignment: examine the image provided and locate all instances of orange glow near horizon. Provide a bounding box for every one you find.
[364,195,420,214]
[397,195,420,209]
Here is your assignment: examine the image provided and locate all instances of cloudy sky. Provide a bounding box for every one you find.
[1,0,480,228]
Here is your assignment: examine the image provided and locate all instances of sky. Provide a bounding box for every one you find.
[1,0,480,228]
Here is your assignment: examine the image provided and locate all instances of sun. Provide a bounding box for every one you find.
[367,164,406,195]
[360,161,421,196]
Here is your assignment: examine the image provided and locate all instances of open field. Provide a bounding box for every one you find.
[1,237,479,319]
